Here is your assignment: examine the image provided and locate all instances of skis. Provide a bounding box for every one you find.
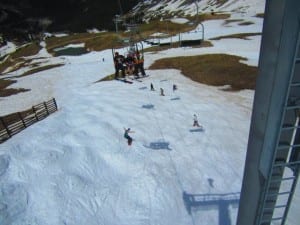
[129,75,150,82]
[115,78,133,84]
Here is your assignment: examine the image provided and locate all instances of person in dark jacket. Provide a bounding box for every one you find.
[124,128,134,146]
[114,52,125,78]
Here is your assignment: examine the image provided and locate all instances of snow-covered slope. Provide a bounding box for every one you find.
[133,0,265,21]
[1,0,299,225]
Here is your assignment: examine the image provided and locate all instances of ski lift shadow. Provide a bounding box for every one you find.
[143,141,172,151]
[182,191,240,225]
[142,104,155,109]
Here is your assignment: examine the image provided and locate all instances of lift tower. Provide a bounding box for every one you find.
[237,0,300,225]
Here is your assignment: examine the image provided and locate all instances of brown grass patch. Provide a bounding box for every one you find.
[45,32,121,54]
[198,13,230,22]
[95,74,115,83]
[223,19,244,25]
[256,13,264,18]
[17,64,64,77]
[140,20,197,36]
[149,54,258,90]
[210,32,261,40]
[0,43,41,74]
[0,79,30,97]
[0,88,30,97]
[238,21,255,26]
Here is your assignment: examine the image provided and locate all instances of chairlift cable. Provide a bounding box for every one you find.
[142,83,196,225]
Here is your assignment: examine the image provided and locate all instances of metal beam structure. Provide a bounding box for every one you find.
[237,0,300,225]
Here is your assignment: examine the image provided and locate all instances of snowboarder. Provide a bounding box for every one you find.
[160,88,165,96]
[193,114,201,127]
[173,84,177,92]
[151,83,155,91]
[114,52,125,78]
[124,128,134,146]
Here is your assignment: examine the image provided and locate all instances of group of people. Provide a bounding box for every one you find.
[114,51,146,79]
[123,82,202,145]
[124,114,202,146]
[150,83,177,96]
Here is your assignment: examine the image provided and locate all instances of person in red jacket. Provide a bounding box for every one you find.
[133,51,146,77]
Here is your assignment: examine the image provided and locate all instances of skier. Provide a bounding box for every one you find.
[124,128,134,146]
[151,83,155,91]
[160,88,165,96]
[193,114,201,127]
[114,52,125,78]
[173,84,177,91]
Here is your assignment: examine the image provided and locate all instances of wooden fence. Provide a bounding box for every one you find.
[0,98,58,144]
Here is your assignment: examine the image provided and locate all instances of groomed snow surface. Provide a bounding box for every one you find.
[0,3,299,225]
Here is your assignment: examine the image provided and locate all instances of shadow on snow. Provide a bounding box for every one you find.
[143,141,172,151]
[189,127,205,132]
[142,104,155,109]
[183,192,240,225]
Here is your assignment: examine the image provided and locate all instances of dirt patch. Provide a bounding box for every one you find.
[149,54,258,91]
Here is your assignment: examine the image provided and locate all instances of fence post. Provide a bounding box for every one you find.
[18,112,26,128]
[32,106,39,121]
[53,98,58,111]
[44,102,49,115]
[0,117,11,137]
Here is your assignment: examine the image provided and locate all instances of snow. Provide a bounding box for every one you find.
[0,1,299,225]
[170,18,189,24]
[141,0,265,19]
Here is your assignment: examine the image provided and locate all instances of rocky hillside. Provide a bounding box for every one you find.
[0,0,265,41]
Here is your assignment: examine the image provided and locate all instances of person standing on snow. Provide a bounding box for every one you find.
[151,83,155,91]
[173,84,177,92]
[193,114,201,127]
[124,128,134,146]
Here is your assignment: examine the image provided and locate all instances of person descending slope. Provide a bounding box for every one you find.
[173,84,177,92]
[114,52,125,78]
[150,83,155,91]
[193,114,201,127]
[124,128,134,146]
